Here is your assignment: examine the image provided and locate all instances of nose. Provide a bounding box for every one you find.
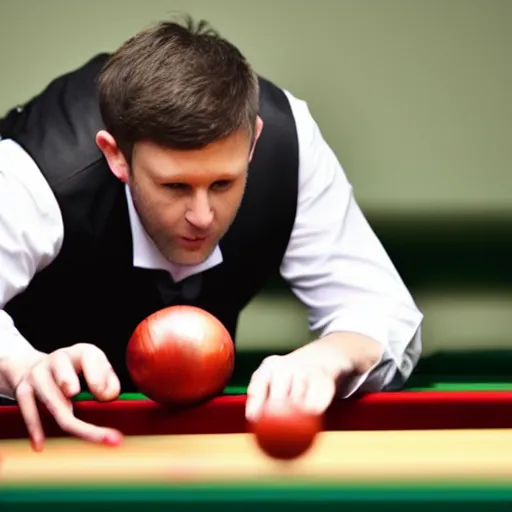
[185,190,214,231]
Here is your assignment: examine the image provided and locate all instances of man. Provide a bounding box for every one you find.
[0,18,423,451]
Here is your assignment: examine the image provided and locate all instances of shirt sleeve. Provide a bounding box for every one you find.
[279,91,423,396]
[0,138,64,360]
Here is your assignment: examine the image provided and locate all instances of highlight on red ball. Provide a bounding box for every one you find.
[126,305,235,407]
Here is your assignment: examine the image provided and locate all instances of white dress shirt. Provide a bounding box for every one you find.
[0,90,423,398]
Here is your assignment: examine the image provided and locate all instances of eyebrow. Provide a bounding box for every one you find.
[152,167,247,184]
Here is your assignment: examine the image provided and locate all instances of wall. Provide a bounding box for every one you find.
[1,0,511,355]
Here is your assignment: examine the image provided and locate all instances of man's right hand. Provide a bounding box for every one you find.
[2,343,123,451]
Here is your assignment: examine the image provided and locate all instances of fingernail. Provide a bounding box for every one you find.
[31,438,44,452]
[102,375,119,398]
[67,384,79,397]
[102,432,123,447]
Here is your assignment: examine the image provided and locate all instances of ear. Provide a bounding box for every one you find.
[249,116,264,162]
[96,130,130,184]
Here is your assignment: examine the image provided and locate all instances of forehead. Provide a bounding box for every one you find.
[132,132,252,182]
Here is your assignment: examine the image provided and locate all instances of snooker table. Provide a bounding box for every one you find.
[1,349,512,511]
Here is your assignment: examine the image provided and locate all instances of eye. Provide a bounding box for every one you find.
[211,180,232,191]
[164,183,189,191]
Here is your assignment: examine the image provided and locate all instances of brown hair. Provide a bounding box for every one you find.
[98,16,259,160]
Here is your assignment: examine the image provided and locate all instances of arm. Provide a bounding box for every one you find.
[0,138,122,450]
[0,138,64,397]
[279,91,423,396]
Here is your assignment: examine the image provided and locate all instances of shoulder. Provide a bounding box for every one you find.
[0,138,59,210]
[0,138,63,275]
[282,90,318,152]
[257,77,313,126]
[279,88,352,196]
[255,78,324,169]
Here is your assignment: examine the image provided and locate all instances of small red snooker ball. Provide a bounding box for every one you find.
[126,305,235,407]
[250,402,322,461]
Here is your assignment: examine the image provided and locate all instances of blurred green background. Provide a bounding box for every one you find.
[1,0,511,357]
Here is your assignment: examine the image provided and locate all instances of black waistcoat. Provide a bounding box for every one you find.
[0,54,299,390]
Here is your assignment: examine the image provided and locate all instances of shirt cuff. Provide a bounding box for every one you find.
[317,307,423,398]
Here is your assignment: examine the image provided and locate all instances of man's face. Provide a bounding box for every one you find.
[127,130,252,266]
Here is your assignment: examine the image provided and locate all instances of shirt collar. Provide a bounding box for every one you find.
[124,186,223,282]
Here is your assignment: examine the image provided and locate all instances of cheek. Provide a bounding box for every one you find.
[231,179,247,204]
[155,202,185,230]
[133,186,182,229]
[214,186,245,219]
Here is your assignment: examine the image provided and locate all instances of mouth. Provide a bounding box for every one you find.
[182,235,207,242]
[178,235,209,248]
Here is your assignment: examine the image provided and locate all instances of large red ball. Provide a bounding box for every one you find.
[250,402,322,460]
[126,305,234,406]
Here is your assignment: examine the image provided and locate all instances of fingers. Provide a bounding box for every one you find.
[246,356,279,421]
[16,345,123,451]
[246,356,336,422]
[16,352,75,451]
[50,350,81,398]
[301,372,336,415]
[76,347,120,402]
[289,374,308,404]
[34,360,122,444]
[16,361,74,451]
[16,380,45,451]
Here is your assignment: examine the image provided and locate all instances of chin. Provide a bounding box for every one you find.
[169,249,212,267]
[181,255,209,266]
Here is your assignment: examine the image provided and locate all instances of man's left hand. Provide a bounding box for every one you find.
[245,350,351,421]
[245,333,383,421]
